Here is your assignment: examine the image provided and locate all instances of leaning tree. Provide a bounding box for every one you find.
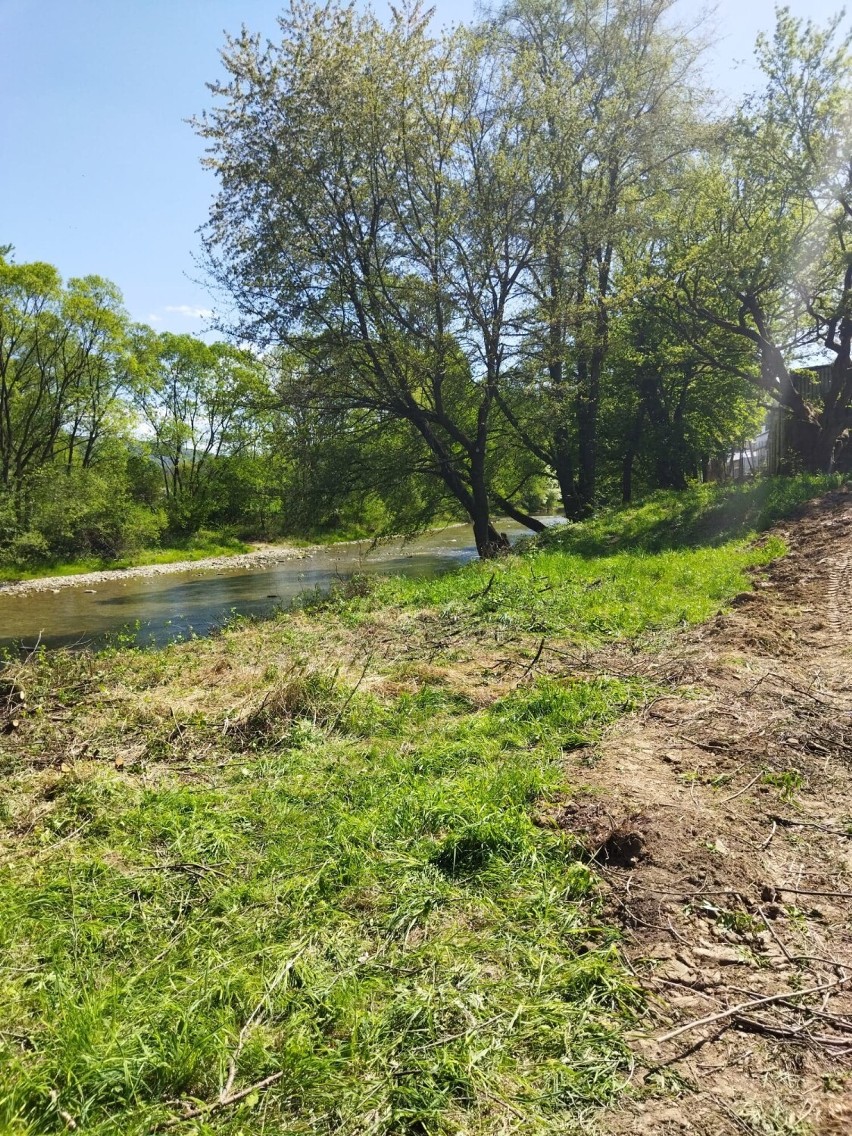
[196,1,548,556]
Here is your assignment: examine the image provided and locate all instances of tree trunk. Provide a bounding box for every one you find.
[552,423,578,519]
[467,449,507,558]
[471,508,510,558]
[785,416,844,474]
[622,405,645,504]
[491,493,547,533]
[577,343,604,518]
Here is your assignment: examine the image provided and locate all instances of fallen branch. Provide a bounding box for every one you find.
[735,1017,852,1048]
[756,906,794,964]
[770,815,852,837]
[468,573,496,601]
[154,1071,284,1130]
[656,975,850,1044]
[518,636,546,680]
[772,886,852,900]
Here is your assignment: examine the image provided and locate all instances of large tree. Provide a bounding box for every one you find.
[133,331,266,532]
[666,9,852,473]
[0,253,133,499]
[489,0,706,516]
[195,1,547,556]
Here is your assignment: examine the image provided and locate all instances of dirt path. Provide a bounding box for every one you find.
[0,542,318,598]
[553,489,852,1134]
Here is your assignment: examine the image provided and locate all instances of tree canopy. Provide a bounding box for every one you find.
[3,2,851,569]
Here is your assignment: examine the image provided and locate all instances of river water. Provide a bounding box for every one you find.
[0,519,562,652]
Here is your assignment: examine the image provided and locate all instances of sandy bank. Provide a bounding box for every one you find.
[0,543,320,598]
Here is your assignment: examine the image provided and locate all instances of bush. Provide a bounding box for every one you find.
[5,531,51,567]
[0,465,167,569]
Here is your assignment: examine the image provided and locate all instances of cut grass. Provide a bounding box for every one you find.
[0,668,640,1135]
[0,476,837,1133]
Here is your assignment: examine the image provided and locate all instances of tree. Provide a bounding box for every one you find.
[489,0,706,516]
[0,253,134,501]
[603,282,764,501]
[134,332,267,532]
[666,9,852,473]
[195,1,547,557]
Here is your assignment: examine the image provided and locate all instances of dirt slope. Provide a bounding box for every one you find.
[563,489,852,1134]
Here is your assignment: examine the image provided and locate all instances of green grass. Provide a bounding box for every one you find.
[0,475,835,1133]
[319,475,835,646]
[535,473,842,556]
[0,667,641,1135]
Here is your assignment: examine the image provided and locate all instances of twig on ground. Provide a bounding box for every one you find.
[735,1017,852,1048]
[518,636,546,681]
[719,771,763,804]
[756,906,794,964]
[468,573,496,601]
[772,886,852,899]
[154,1071,284,1130]
[169,708,185,742]
[136,862,227,879]
[49,1090,77,1130]
[477,1085,526,1121]
[656,975,850,1044]
[770,815,852,837]
[328,651,373,732]
[221,955,302,1099]
[412,1012,507,1052]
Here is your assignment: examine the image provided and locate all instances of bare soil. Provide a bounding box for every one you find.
[558,489,852,1134]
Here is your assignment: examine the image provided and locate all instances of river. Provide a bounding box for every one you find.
[0,518,562,652]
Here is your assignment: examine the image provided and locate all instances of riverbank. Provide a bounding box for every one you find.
[0,522,481,600]
[3,477,844,1134]
[0,541,320,598]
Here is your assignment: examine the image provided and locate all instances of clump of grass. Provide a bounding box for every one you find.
[234,666,344,743]
[762,767,805,802]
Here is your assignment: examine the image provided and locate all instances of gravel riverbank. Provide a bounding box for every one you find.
[0,544,319,598]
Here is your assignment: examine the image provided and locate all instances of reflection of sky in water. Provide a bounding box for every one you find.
[0,519,563,652]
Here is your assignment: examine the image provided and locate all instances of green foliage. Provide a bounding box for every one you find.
[0,464,167,568]
[4,7,851,579]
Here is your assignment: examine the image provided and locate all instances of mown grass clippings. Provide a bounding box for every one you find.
[0,668,645,1135]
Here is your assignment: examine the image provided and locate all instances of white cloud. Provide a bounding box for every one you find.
[164,304,213,319]
[148,313,162,324]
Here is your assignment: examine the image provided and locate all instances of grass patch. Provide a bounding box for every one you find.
[0,663,638,1134]
[0,476,831,1132]
[322,477,824,645]
[537,473,841,556]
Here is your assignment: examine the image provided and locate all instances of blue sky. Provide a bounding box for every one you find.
[0,0,846,336]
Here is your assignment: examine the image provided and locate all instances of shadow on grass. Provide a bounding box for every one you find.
[538,474,844,558]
